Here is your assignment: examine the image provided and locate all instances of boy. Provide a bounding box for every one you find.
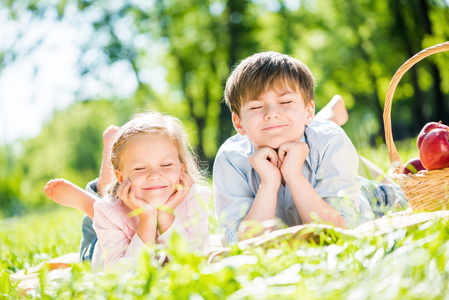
[213,51,405,246]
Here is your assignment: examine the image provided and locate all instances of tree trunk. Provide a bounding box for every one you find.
[176,56,208,163]
[392,0,426,132]
[216,0,246,149]
[431,63,446,124]
[417,0,446,123]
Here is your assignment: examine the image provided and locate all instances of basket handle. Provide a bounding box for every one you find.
[383,41,449,174]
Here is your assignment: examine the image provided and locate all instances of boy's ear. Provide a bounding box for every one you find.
[305,100,315,126]
[115,169,124,183]
[232,113,247,136]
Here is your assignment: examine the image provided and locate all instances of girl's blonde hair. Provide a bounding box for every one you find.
[107,111,204,197]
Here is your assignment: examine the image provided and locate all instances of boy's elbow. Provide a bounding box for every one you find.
[333,212,350,229]
[335,217,348,230]
[237,221,254,242]
[323,209,349,230]
[237,221,251,242]
[237,219,273,241]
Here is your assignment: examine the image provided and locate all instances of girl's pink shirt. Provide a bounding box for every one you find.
[91,184,211,269]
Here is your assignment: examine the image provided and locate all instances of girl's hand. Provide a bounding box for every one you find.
[164,172,193,211]
[249,147,282,185]
[278,142,309,182]
[117,178,156,219]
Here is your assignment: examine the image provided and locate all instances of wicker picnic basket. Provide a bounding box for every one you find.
[383,41,449,211]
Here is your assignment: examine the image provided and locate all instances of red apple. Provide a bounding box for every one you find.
[419,128,449,170]
[403,157,426,175]
[417,121,449,150]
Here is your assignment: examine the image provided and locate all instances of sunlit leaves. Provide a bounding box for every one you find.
[3,209,449,298]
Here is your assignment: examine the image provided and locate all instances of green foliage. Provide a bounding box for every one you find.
[0,207,82,272]
[0,207,82,298]
[1,99,131,216]
[0,155,23,218]
[2,208,449,299]
[1,1,449,298]
[1,0,448,238]
[3,0,448,164]
[354,134,419,174]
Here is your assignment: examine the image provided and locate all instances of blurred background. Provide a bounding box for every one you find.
[0,0,448,218]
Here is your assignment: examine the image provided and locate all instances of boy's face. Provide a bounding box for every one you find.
[232,85,315,150]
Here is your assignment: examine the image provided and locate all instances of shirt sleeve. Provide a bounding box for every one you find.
[213,150,255,246]
[312,130,361,228]
[93,200,148,267]
[85,178,100,197]
[157,185,211,255]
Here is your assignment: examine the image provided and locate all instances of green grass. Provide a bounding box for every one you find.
[357,138,420,173]
[2,141,449,299]
[2,210,449,299]
[1,207,82,298]
[1,207,82,272]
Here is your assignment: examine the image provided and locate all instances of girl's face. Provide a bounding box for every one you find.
[115,132,184,206]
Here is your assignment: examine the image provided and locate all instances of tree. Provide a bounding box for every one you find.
[1,0,448,215]
[16,100,127,210]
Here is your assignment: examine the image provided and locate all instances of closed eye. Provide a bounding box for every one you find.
[161,163,173,167]
[134,167,145,171]
[250,106,263,110]
[281,100,292,104]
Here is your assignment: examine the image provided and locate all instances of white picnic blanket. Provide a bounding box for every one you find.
[11,209,449,294]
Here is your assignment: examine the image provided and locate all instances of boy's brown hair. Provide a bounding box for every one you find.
[224,51,315,116]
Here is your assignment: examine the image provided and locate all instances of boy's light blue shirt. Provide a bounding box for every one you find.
[213,119,375,246]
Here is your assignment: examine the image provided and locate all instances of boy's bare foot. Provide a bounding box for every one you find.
[98,125,120,196]
[315,95,349,126]
[44,179,98,218]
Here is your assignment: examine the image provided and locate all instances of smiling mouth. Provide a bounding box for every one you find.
[262,124,288,130]
[143,186,168,190]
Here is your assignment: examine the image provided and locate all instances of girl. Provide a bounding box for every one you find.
[45,111,211,269]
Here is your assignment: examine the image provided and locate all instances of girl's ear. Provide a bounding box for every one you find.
[305,100,315,126]
[232,113,247,135]
[115,169,124,183]
[181,163,185,173]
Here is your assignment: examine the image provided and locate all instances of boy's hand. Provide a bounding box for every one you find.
[164,172,192,211]
[278,142,309,182]
[117,179,157,219]
[249,147,282,185]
